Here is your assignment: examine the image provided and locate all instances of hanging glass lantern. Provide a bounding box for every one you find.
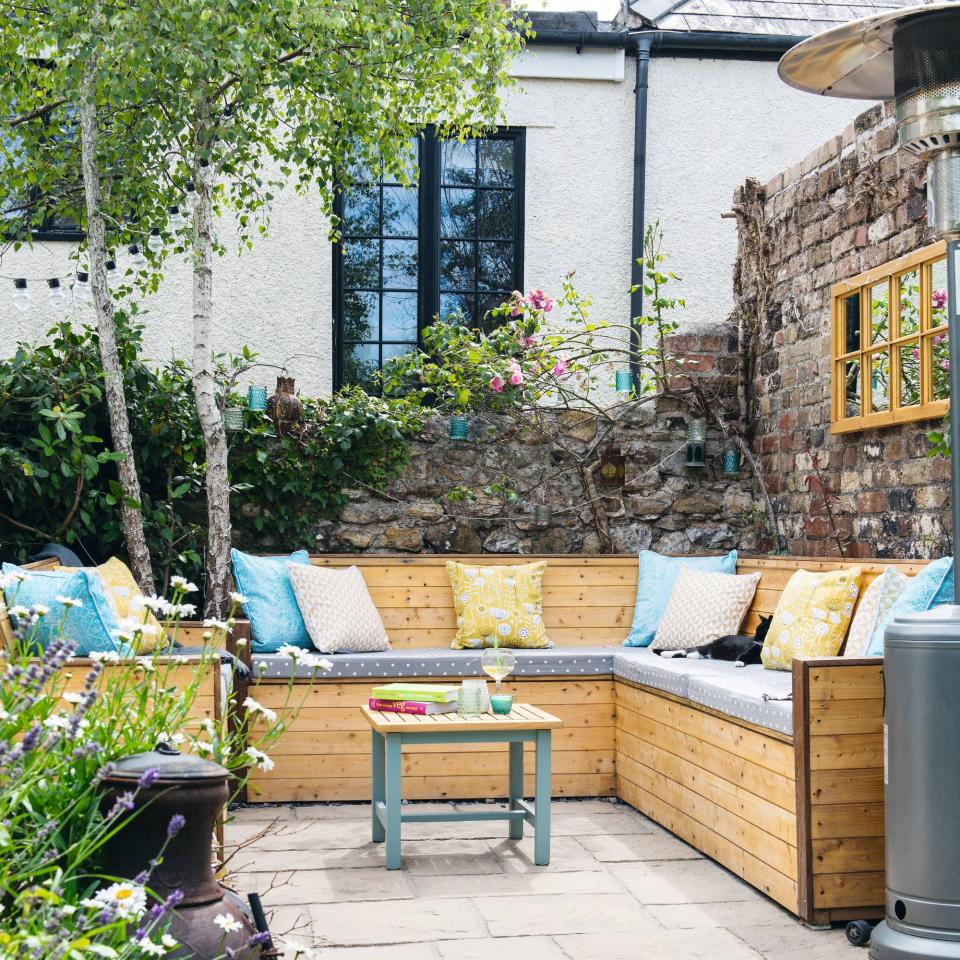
[722,440,742,476]
[246,384,268,411]
[223,407,244,432]
[533,504,552,527]
[598,444,626,489]
[267,375,304,435]
[448,415,469,441]
[615,370,634,394]
[685,418,707,468]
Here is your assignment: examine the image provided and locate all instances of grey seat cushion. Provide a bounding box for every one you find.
[686,667,794,736]
[252,645,617,680]
[612,648,735,699]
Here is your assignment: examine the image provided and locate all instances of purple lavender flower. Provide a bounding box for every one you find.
[165,889,184,909]
[107,791,136,819]
[247,932,272,947]
[167,813,186,837]
[138,766,160,789]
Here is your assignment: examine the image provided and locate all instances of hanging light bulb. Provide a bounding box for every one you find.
[184,180,198,214]
[11,278,30,311]
[198,158,212,185]
[168,205,185,231]
[46,278,65,308]
[105,258,119,283]
[147,228,163,252]
[73,271,91,303]
[128,243,147,270]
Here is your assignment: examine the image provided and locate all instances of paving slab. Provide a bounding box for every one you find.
[555,928,764,960]
[609,859,758,905]
[411,868,622,900]
[577,830,703,862]
[233,867,415,905]
[434,935,568,959]
[475,892,661,937]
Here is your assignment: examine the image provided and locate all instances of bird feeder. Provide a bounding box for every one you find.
[598,444,626,489]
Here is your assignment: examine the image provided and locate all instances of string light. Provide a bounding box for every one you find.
[73,271,91,302]
[128,244,147,270]
[11,278,30,311]
[168,205,185,231]
[184,181,198,214]
[105,258,119,283]
[46,278,65,308]
[147,228,163,252]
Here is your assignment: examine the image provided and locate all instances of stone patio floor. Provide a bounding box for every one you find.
[226,798,855,960]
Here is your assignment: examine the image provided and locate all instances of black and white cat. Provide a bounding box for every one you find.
[655,614,772,668]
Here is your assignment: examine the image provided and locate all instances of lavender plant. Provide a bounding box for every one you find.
[0,570,327,958]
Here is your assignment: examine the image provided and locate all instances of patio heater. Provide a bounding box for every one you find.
[780,7,960,958]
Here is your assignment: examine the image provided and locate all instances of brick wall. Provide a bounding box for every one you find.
[732,101,950,559]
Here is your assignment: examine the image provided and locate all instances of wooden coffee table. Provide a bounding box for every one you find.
[361,703,563,870]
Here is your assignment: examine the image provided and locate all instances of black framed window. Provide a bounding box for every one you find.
[334,128,524,391]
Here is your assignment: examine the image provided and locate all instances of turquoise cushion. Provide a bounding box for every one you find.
[866,557,954,656]
[624,549,738,647]
[2,563,123,656]
[231,549,311,653]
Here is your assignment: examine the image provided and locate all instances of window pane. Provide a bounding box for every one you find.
[933,330,951,400]
[382,186,418,238]
[343,343,379,390]
[843,293,861,353]
[441,140,476,186]
[382,342,416,364]
[382,239,417,289]
[899,341,920,407]
[382,141,418,185]
[871,281,888,344]
[383,292,418,340]
[899,270,920,336]
[342,291,378,341]
[479,139,514,187]
[440,292,474,326]
[440,240,475,290]
[871,351,889,412]
[478,293,510,334]
[342,186,380,236]
[478,242,513,291]
[343,239,379,288]
[843,359,861,418]
[932,259,948,328]
[440,188,475,239]
[478,190,513,240]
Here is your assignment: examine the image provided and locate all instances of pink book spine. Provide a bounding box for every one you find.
[369,697,429,714]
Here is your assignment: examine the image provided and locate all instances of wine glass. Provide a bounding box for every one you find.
[480,643,516,695]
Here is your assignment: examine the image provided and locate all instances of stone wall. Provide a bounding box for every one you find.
[313,332,764,556]
[732,101,949,559]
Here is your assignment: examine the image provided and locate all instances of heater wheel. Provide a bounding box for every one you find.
[845,920,874,946]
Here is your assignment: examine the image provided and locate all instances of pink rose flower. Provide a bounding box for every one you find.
[912,348,920,360]
[551,359,568,377]
[933,289,948,310]
[508,360,524,387]
[509,291,525,317]
[526,289,554,312]
[489,375,505,393]
[933,334,945,346]
[942,359,951,371]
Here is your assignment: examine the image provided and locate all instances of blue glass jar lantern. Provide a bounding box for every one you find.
[615,370,634,394]
[722,441,742,475]
[685,418,707,468]
[449,415,469,441]
[223,407,244,432]
[247,384,268,411]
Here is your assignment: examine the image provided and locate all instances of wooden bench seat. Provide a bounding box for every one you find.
[240,553,923,926]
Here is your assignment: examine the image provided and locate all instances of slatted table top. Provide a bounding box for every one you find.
[361,703,563,734]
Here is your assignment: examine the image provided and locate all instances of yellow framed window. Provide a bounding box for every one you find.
[831,241,951,433]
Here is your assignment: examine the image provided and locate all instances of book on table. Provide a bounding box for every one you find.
[369,683,459,704]
[368,697,458,715]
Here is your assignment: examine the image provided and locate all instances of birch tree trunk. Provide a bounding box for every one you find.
[79,51,155,593]
[192,105,232,617]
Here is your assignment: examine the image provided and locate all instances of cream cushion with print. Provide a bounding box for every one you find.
[761,567,862,670]
[447,560,550,649]
[287,563,389,654]
[652,565,761,652]
[843,567,908,657]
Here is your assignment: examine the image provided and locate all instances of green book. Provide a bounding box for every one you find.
[370,682,459,703]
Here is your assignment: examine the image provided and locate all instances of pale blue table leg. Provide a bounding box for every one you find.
[384,734,403,870]
[371,730,385,843]
[508,739,524,840]
[534,729,552,865]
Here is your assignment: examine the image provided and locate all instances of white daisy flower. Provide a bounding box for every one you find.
[63,692,84,704]
[229,591,248,605]
[44,714,70,730]
[168,602,197,618]
[33,604,50,617]
[90,650,121,663]
[244,746,275,771]
[242,697,277,723]
[203,618,232,633]
[161,934,178,949]
[214,912,242,933]
[0,708,9,721]
[170,576,198,593]
[84,881,147,919]
[194,739,214,755]
[54,595,84,608]
[7,605,29,619]
[136,936,166,957]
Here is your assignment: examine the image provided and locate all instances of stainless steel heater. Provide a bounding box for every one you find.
[780,6,960,958]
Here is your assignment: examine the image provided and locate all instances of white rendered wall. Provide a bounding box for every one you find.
[644,56,865,333]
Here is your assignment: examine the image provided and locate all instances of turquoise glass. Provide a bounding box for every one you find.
[615,370,633,394]
[247,384,268,411]
[449,415,469,440]
[491,693,513,715]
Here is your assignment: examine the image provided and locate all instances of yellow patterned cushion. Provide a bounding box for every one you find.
[761,567,862,670]
[447,560,550,649]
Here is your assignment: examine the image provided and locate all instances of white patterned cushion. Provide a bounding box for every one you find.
[844,567,908,657]
[287,563,389,654]
[652,565,762,652]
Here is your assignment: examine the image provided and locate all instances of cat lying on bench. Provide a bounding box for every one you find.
[655,615,772,668]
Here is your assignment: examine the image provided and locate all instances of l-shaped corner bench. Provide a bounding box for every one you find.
[239,555,923,925]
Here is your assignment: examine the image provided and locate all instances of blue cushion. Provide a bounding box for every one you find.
[866,557,954,656]
[230,549,312,653]
[624,550,738,647]
[2,563,123,656]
